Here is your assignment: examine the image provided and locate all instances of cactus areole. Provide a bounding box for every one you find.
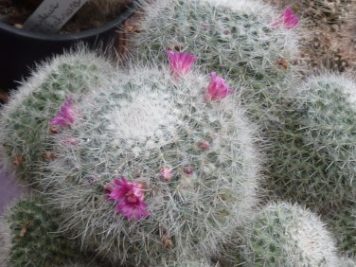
[0,0,138,90]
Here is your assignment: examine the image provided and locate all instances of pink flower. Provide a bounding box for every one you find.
[160,167,173,181]
[205,72,231,101]
[50,98,75,127]
[282,7,299,29]
[272,7,299,29]
[108,177,150,220]
[167,51,197,76]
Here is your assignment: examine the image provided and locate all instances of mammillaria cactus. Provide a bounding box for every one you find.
[267,74,356,210]
[130,0,300,97]
[0,197,92,267]
[38,56,261,265]
[223,202,338,267]
[0,50,112,185]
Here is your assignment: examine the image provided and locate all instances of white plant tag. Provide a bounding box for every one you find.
[24,0,89,33]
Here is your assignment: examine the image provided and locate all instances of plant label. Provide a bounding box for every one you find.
[24,0,89,33]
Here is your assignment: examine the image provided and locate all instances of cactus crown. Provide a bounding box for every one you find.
[38,62,260,265]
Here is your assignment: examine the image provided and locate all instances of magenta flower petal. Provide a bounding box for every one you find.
[282,7,299,29]
[50,98,75,127]
[167,50,197,76]
[205,72,231,101]
[107,177,150,220]
[116,201,150,220]
[272,7,299,29]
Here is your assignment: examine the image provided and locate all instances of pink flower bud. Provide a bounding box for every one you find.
[160,167,173,181]
[272,7,299,29]
[50,97,75,127]
[167,50,197,76]
[205,72,231,101]
[197,140,210,150]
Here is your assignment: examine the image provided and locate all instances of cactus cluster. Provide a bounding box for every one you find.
[1,0,355,265]
[40,63,260,265]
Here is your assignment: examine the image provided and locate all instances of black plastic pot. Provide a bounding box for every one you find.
[0,1,137,90]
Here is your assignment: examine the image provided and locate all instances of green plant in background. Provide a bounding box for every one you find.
[266,74,356,210]
[0,50,112,186]
[0,197,96,267]
[38,59,261,266]
[221,202,338,267]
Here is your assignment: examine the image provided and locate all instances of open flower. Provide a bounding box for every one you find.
[272,7,299,29]
[205,72,231,101]
[50,98,75,127]
[108,177,149,220]
[167,50,197,76]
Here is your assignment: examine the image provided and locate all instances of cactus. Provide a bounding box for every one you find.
[129,0,301,121]
[131,0,299,86]
[228,202,338,267]
[0,197,89,267]
[39,62,261,266]
[266,74,356,210]
[325,201,356,256]
[0,50,112,185]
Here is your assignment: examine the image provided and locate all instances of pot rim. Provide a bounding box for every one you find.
[0,0,138,41]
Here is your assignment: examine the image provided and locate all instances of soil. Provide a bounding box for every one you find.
[264,0,356,75]
[0,0,133,33]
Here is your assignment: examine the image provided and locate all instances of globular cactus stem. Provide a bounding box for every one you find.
[37,54,261,266]
[267,73,356,211]
[221,202,338,267]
